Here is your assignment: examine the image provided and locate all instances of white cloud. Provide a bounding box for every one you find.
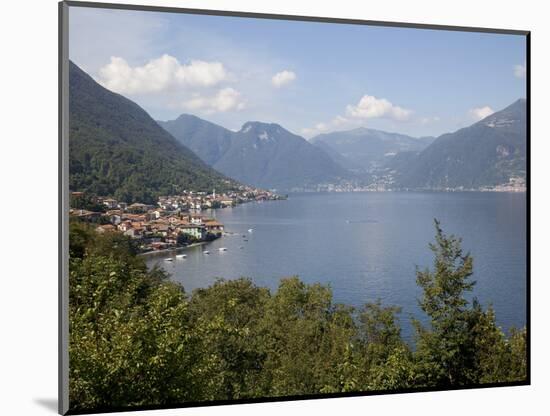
[271,70,296,88]
[514,63,526,79]
[346,94,412,121]
[301,116,358,138]
[97,54,227,95]
[469,106,494,121]
[182,88,245,113]
[420,116,441,125]
[301,94,413,138]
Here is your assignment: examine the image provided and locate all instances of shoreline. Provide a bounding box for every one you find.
[290,188,526,194]
[137,241,208,257]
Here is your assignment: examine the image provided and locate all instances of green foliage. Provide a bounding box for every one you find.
[413,219,477,386]
[256,278,357,396]
[356,301,415,390]
[69,255,196,408]
[176,233,197,246]
[70,193,106,212]
[68,220,527,412]
[412,220,527,387]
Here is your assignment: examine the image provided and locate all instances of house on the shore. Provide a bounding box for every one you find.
[204,219,224,236]
[128,203,148,213]
[150,241,169,251]
[124,226,144,238]
[106,209,122,225]
[70,209,102,221]
[102,198,118,209]
[178,223,205,240]
[221,199,235,208]
[118,221,133,232]
[150,224,170,237]
[189,213,205,225]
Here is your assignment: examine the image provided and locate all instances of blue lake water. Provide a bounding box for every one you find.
[146,192,527,339]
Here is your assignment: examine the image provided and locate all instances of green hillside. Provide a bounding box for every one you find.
[69,61,236,204]
[397,99,526,189]
[160,115,351,191]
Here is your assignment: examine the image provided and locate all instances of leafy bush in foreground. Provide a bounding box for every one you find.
[68,221,526,411]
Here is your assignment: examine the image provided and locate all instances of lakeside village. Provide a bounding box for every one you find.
[69,188,284,254]
[301,175,527,193]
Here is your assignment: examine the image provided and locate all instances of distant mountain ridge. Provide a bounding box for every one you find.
[69,61,237,204]
[395,99,527,189]
[159,114,233,166]
[160,99,526,191]
[160,116,350,190]
[310,127,435,172]
[69,60,526,196]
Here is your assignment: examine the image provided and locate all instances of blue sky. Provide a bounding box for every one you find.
[69,6,526,138]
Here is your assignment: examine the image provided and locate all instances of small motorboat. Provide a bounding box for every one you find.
[248,228,254,232]
[176,254,187,259]
[203,250,210,254]
[218,247,227,252]
[164,258,173,262]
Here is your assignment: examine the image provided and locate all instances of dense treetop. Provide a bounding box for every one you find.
[69,220,527,412]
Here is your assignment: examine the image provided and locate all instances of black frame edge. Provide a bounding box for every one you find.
[59,1,70,415]
[63,0,529,35]
[525,31,531,386]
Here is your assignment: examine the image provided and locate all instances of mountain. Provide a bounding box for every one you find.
[159,115,350,190]
[219,122,350,190]
[312,140,362,171]
[158,114,233,166]
[310,127,434,172]
[396,99,527,189]
[69,61,236,204]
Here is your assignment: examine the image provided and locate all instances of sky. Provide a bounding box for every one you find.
[69,6,527,139]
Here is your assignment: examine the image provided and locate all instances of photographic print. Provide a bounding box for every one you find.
[60,2,529,414]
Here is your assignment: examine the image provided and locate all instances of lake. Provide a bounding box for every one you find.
[146,192,527,339]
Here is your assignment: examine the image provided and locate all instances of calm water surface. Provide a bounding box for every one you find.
[146,192,527,338]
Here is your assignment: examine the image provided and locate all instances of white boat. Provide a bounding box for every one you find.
[218,247,227,251]
[203,250,210,254]
[164,258,173,262]
[176,254,187,259]
[248,228,254,232]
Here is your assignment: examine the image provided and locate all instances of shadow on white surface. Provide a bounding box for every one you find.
[34,398,57,414]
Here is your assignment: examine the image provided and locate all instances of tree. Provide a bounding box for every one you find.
[357,301,414,390]
[413,219,478,386]
[412,219,527,387]
[176,233,196,246]
[186,278,271,400]
[68,219,527,411]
